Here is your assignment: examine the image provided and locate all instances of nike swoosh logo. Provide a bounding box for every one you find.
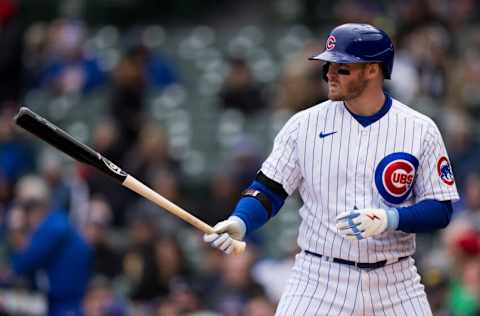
[319,131,337,138]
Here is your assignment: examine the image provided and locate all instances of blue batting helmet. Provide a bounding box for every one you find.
[310,23,394,79]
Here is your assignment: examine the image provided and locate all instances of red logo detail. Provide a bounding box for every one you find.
[383,160,415,197]
[326,35,336,50]
[437,156,454,185]
[367,214,380,221]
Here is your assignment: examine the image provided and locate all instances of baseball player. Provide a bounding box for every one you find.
[204,23,459,315]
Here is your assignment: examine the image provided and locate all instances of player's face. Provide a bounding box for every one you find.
[326,63,369,101]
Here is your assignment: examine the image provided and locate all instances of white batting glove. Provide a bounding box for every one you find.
[336,208,399,240]
[203,216,246,254]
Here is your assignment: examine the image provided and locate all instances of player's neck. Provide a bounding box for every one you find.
[344,88,386,116]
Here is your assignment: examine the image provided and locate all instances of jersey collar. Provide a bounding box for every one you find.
[343,93,392,127]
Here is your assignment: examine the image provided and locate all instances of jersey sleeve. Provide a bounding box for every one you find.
[414,122,460,202]
[260,113,303,195]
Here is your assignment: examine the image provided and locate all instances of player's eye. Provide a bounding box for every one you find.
[337,68,351,75]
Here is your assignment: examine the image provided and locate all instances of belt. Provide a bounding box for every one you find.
[304,250,409,270]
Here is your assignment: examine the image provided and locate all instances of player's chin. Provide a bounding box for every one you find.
[328,91,344,101]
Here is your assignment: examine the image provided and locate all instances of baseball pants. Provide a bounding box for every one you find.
[275,252,432,316]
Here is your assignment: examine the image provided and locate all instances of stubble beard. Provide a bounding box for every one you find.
[328,72,368,102]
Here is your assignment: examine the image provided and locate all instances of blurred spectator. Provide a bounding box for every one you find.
[461,173,480,218]
[154,298,181,316]
[274,42,327,113]
[167,280,201,314]
[109,49,147,148]
[83,196,121,280]
[219,57,267,115]
[0,170,12,225]
[6,175,93,316]
[227,138,263,191]
[393,0,440,35]
[423,268,451,316]
[38,19,105,95]
[0,0,23,111]
[5,204,27,260]
[152,237,196,310]
[446,229,480,316]
[136,45,178,90]
[333,0,384,25]
[23,22,48,92]
[83,276,127,316]
[123,122,181,183]
[37,149,91,232]
[204,249,265,316]
[122,208,161,302]
[0,170,11,257]
[448,31,480,120]
[200,171,239,226]
[109,44,178,146]
[38,149,71,211]
[413,25,451,101]
[0,108,36,186]
[123,227,195,309]
[243,294,276,316]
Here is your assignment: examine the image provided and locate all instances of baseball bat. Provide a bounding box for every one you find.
[13,107,246,255]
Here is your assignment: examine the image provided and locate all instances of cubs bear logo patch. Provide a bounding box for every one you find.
[375,152,419,204]
[437,156,455,185]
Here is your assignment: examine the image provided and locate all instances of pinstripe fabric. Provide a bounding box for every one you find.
[275,254,432,316]
[261,97,458,314]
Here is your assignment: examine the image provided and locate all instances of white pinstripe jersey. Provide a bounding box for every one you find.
[261,97,459,263]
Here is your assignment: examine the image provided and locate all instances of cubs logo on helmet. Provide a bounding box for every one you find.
[375,152,419,204]
[326,35,336,50]
[437,156,454,185]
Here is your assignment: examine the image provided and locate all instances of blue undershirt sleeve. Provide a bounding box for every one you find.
[396,199,453,233]
[232,180,286,235]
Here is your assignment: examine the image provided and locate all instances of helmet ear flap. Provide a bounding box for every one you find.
[322,63,330,82]
[380,63,389,79]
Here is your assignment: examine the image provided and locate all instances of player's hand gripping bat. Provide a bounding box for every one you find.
[14,107,246,255]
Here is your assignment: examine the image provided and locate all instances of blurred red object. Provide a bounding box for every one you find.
[455,230,480,257]
[0,0,18,24]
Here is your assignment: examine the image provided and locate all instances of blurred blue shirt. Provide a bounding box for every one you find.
[12,210,93,316]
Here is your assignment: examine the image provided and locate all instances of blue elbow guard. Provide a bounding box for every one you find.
[232,180,287,235]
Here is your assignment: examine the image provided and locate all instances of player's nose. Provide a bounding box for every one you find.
[326,65,339,82]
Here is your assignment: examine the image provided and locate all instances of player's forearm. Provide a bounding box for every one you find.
[232,174,287,235]
[394,199,453,233]
[232,196,270,235]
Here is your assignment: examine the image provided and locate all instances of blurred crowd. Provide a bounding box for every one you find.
[0,0,479,315]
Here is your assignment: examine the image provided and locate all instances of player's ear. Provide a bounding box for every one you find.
[366,63,381,79]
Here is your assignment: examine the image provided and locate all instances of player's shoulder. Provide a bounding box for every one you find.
[301,99,338,117]
[282,99,334,123]
[390,97,438,130]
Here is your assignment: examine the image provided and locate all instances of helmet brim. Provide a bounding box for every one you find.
[309,50,377,64]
